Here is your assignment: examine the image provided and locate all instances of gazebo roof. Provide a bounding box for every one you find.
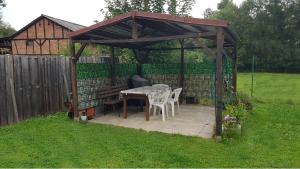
[69,11,237,48]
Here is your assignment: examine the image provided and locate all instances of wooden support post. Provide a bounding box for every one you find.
[131,19,142,75]
[132,18,138,40]
[69,39,78,118]
[215,27,225,140]
[179,39,184,103]
[233,44,238,93]
[75,43,88,59]
[110,46,116,86]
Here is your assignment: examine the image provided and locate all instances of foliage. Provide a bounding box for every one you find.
[58,44,108,57]
[0,22,16,37]
[0,0,16,38]
[101,0,195,18]
[222,101,247,137]
[0,73,300,167]
[207,0,300,72]
[0,0,6,21]
[234,91,253,111]
[223,103,247,124]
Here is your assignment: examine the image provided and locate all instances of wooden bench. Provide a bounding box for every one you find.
[96,85,128,113]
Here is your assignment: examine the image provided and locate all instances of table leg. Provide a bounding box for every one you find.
[123,96,128,119]
[145,97,149,121]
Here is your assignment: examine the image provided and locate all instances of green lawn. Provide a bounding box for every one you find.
[0,73,300,167]
[238,73,300,104]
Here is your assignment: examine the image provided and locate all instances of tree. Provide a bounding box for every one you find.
[167,0,177,15]
[0,0,6,23]
[0,0,16,37]
[0,22,16,37]
[101,0,195,18]
[207,0,300,72]
[203,8,214,19]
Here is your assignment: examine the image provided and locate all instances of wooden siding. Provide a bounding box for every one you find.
[12,18,71,55]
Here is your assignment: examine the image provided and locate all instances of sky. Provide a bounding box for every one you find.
[2,0,244,30]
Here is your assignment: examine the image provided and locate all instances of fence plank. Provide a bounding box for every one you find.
[13,56,23,120]
[38,56,45,115]
[0,55,7,126]
[30,57,39,116]
[5,55,13,124]
[21,56,31,119]
[44,56,50,114]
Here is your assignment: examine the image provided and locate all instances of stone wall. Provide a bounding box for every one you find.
[76,64,136,110]
[142,63,216,102]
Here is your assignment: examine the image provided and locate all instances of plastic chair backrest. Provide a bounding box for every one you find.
[148,93,154,105]
[173,88,182,102]
[162,90,171,104]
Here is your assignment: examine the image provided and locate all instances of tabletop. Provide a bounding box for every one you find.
[120,86,170,96]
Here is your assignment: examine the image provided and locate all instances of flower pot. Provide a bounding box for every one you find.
[222,123,242,136]
[79,111,88,124]
[80,115,87,121]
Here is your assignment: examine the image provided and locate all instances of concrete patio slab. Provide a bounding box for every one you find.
[90,105,215,138]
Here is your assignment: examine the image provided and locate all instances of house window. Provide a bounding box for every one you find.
[26,40,34,46]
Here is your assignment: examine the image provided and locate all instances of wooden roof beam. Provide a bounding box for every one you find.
[73,32,216,45]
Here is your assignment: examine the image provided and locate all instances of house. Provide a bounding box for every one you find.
[10,14,85,55]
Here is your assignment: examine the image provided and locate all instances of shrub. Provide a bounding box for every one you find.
[223,103,247,124]
[222,103,248,137]
[234,92,253,111]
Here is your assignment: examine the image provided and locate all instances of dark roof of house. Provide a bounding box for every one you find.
[10,14,86,39]
[42,14,86,31]
[69,11,237,48]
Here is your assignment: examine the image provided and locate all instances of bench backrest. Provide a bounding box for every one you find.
[96,85,128,99]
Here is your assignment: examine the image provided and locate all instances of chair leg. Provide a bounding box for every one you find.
[164,104,168,118]
[177,101,180,110]
[161,106,165,121]
[153,106,157,116]
[171,102,175,117]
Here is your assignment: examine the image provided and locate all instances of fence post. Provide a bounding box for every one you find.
[251,55,255,97]
[179,39,185,103]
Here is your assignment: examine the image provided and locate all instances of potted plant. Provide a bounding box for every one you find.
[222,103,247,136]
[80,111,88,123]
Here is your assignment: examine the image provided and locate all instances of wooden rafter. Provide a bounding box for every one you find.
[73,32,216,45]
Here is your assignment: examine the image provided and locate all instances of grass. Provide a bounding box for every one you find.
[0,73,300,167]
[238,73,300,104]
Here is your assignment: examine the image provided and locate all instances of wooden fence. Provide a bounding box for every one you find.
[0,55,108,126]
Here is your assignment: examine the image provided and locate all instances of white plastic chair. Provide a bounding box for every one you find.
[152,84,169,89]
[167,88,182,116]
[147,93,155,114]
[147,93,165,117]
[151,90,171,121]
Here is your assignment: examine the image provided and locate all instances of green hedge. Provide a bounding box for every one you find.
[142,62,216,75]
[77,62,232,79]
[116,64,137,77]
[77,64,110,79]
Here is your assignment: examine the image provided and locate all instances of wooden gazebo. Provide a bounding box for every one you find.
[68,11,238,138]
